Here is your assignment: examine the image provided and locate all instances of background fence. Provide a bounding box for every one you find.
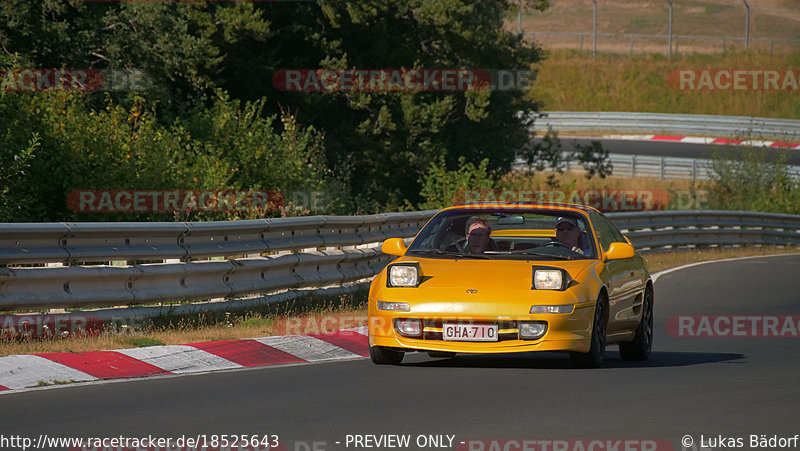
[516,0,800,56]
[2,210,799,317]
[526,31,800,56]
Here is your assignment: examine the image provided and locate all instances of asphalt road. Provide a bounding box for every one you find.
[3,254,800,451]
[559,138,800,166]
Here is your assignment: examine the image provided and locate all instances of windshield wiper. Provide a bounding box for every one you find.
[520,250,573,260]
[409,249,492,259]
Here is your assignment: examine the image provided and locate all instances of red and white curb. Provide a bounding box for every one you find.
[599,134,800,150]
[0,326,369,393]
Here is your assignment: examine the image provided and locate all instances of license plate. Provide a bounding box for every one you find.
[442,323,498,342]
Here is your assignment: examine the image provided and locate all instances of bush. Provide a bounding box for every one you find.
[706,145,800,214]
[0,90,342,222]
[414,155,496,210]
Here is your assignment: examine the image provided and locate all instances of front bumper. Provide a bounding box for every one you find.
[368,301,596,354]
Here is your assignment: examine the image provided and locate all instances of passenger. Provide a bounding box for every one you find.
[554,217,589,255]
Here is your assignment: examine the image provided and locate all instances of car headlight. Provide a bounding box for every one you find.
[387,264,419,287]
[531,267,571,291]
[529,304,574,314]
[377,301,410,312]
[519,321,548,339]
[394,318,423,337]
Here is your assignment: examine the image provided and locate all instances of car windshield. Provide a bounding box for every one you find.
[406,208,596,260]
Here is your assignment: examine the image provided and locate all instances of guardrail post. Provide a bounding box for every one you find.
[692,159,697,183]
[666,0,673,58]
[743,0,750,50]
[517,0,522,34]
[592,0,598,58]
[661,157,666,179]
[631,155,637,179]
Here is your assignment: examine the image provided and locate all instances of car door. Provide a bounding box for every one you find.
[590,213,643,335]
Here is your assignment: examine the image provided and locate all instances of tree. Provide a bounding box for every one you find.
[1,0,550,217]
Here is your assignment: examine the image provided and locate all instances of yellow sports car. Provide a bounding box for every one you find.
[368,202,653,367]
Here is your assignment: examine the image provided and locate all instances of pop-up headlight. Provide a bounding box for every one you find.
[387,263,419,287]
[531,266,571,291]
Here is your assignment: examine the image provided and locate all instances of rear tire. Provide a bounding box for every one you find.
[619,286,653,361]
[369,345,404,365]
[571,292,608,368]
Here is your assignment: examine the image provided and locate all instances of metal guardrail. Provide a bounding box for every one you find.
[514,152,800,182]
[606,153,800,181]
[1,210,798,313]
[606,153,709,181]
[530,112,800,142]
[609,210,800,251]
[0,212,435,265]
[0,211,437,311]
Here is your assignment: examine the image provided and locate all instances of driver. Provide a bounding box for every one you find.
[555,217,589,255]
[466,218,494,254]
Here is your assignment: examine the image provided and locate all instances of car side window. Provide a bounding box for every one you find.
[590,213,626,253]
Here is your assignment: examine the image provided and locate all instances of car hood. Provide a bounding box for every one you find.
[399,256,596,289]
[376,256,598,317]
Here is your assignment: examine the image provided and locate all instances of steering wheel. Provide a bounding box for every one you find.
[448,238,466,253]
[542,240,572,249]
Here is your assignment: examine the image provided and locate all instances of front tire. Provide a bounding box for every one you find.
[619,286,653,361]
[571,292,608,368]
[369,345,404,365]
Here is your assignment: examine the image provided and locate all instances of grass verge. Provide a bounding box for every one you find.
[529,50,800,120]
[0,290,370,357]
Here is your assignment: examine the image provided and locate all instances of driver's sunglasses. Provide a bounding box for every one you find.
[556,224,576,232]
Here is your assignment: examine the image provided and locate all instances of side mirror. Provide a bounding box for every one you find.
[603,242,634,261]
[381,238,407,256]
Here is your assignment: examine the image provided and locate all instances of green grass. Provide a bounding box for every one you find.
[528,50,800,119]
[239,315,274,328]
